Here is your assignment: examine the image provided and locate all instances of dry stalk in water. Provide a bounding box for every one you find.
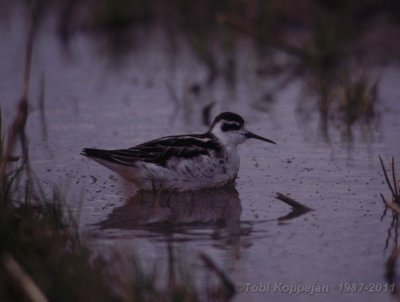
[0,0,37,181]
[275,192,313,211]
[379,156,400,203]
[3,255,48,302]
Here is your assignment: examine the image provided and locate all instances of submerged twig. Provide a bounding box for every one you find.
[275,192,313,211]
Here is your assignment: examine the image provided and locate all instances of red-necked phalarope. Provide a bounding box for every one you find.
[82,112,276,191]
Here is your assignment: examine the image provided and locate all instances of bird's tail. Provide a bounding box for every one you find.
[81,148,113,161]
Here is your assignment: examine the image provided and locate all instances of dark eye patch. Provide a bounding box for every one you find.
[221,122,241,132]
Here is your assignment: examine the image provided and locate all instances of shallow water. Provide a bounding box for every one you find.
[2,7,400,302]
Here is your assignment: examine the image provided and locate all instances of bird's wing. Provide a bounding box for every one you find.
[82,134,221,167]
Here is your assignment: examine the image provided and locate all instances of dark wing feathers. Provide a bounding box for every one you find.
[82,135,221,167]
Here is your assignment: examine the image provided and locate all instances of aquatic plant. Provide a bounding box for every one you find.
[380,156,400,249]
[379,156,400,296]
[379,156,400,211]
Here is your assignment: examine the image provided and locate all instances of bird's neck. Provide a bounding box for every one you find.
[208,132,239,150]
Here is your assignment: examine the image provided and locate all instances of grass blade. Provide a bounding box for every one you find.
[380,156,395,197]
[4,255,48,302]
[392,157,398,196]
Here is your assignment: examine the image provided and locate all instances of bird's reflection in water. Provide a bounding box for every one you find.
[96,187,246,297]
[98,186,252,247]
[95,187,314,289]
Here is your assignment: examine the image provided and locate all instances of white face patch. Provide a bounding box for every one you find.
[211,120,247,146]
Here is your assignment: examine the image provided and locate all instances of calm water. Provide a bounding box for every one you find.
[1,7,400,302]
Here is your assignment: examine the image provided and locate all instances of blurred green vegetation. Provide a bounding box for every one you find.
[0,139,116,301]
[3,0,399,139]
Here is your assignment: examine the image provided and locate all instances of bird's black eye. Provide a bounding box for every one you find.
[221,122,241,132]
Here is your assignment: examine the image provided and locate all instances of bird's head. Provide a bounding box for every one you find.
[209,112,276,146]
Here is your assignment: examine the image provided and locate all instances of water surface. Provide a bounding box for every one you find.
[1,7,400,302]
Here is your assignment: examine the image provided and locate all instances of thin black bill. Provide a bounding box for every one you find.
[245,131,276,144]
